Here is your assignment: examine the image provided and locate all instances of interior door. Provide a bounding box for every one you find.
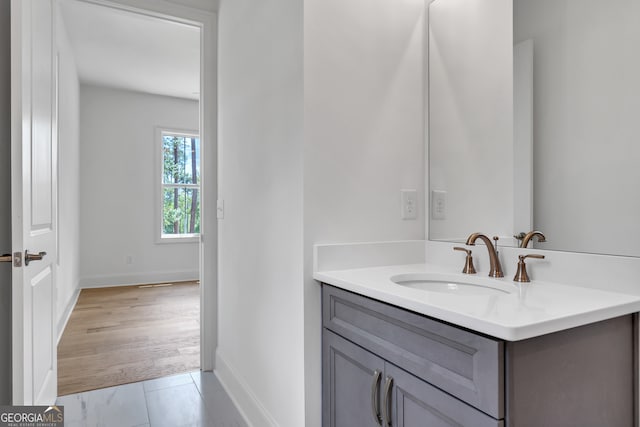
[10,0,58,405]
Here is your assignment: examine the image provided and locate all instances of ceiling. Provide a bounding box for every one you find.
[59,0,200,100]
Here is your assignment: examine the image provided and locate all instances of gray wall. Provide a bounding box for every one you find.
[0,0,12,405]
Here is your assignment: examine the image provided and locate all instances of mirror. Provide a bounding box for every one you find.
[428,0,640,257]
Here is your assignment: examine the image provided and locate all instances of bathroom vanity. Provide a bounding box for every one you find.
[318,264,639,427]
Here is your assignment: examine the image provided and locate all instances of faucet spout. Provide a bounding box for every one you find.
[521,230,546,248]
[465,233,504,277]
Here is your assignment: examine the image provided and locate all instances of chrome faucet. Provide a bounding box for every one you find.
[520,230,546,248]
[465,233,504,277]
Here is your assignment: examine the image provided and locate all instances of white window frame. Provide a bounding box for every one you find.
[156,127,201,244]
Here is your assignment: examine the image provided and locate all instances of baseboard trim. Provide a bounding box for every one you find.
[57,288,80,345]
[79,270,199,289]
[215,351,279,427]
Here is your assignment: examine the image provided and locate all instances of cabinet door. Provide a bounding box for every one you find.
[323,330,385,427]
[384,363,503,427]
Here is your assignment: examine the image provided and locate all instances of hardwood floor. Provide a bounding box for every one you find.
[57,281,200,396]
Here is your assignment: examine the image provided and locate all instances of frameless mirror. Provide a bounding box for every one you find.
[428,0,640,257]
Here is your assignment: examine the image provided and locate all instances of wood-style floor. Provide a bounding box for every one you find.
[57,281,200,396]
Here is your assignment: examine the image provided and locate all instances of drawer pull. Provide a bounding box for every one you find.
[371,370,382,425]
[383,375,394,426]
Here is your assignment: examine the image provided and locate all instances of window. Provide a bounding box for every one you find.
[159,130,200,241]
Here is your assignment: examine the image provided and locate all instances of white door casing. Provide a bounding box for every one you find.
[11,0,58,405]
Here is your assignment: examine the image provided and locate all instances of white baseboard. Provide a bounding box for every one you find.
[215,351,279,427]
[57,288,80,344]
[79,270,199,289]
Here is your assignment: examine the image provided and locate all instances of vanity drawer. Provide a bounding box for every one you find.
[322,285,504,419]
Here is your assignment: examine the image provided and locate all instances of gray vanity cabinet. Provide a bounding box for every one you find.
[322,284,635,427]
[322,284,504,427]
[323,329,501,427]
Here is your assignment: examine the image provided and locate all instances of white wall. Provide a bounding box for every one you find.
[428,0,513,242]
[0,0,12,405]
[79,85,199,287]
[515,0,640,257]
[217,0,425,424]
[56,5,82,337]
[216,0,305,425]
[166,0,217,12]
[303,0,426,423]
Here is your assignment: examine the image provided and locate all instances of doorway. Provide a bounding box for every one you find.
[53,0,207,395]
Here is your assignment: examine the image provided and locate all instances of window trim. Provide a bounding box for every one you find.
[155,127,201,244]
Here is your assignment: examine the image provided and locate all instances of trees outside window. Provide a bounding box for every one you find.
[161,131,200,240]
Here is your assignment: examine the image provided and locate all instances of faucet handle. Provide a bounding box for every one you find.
[513,254,545,283]
[453,247,477,274]
[513,232,526,243]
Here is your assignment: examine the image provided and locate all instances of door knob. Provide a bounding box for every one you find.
[0,254,12,263]
[25,250,46,266]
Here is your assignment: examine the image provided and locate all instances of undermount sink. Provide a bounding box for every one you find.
[390,273,514,296]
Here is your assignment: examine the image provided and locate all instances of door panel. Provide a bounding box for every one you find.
[31,266,54,400]
[30,0,53,229]
[11,0,58,405]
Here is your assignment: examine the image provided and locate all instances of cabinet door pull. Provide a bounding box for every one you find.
[383,375,394,426]
[371,370,382,425]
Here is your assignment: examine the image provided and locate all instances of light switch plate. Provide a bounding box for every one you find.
[431,190,446,220]
[401,189,418,220]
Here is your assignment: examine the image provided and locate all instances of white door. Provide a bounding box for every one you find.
[11,0,58,405]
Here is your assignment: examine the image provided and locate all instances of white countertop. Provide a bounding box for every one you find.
[314,263,640,341]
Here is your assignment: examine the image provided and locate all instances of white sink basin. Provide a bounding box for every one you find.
[390,273,514,296]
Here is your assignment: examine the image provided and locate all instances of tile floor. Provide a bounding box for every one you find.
[56,371,247,427]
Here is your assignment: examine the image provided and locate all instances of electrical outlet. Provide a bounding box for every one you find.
[431,190,447,220]
[401,189,418,220]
